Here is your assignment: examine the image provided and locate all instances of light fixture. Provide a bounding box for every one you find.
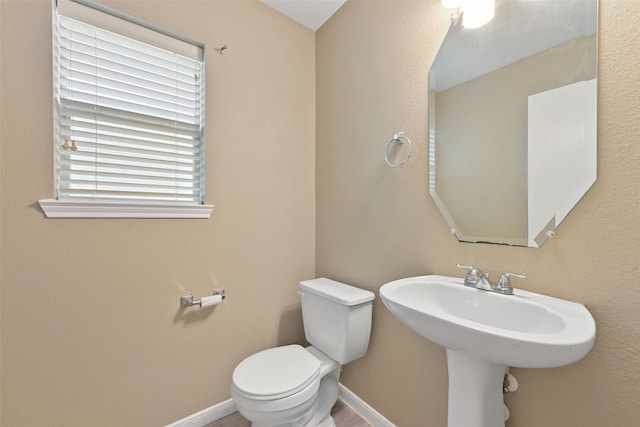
[441,0,495,29]
[441,0,461,8]
[462,0,495,29]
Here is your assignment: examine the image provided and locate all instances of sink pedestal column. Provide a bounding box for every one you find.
[447,350,506,427]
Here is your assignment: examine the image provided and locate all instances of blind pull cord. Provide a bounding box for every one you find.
[61,139,78,151]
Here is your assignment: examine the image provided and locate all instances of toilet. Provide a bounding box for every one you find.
[231,278,375,427]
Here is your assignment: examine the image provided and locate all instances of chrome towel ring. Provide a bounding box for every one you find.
[384,131,412,167]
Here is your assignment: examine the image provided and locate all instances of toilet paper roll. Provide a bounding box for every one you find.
[200,295,223,308]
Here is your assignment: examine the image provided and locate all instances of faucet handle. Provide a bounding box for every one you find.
[456,263,474,272]
[495,272,527,295]
[456,263,486,286]
[456,263,487,276]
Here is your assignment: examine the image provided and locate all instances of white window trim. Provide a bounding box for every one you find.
[39,199,213,219]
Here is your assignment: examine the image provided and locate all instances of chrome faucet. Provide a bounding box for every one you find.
[455,264,493,290]
[456,264,526,295]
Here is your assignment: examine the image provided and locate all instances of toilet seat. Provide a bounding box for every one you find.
[232,345,321,401]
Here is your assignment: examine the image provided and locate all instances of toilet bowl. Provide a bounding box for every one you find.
[232,345,340,427]
[230,278,375,427]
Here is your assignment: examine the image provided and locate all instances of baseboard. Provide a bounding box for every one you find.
[337,383,396,427]
[166,383,396,427]
[165,398,236,427]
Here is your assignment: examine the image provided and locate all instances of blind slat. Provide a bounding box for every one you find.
[60,174,199,189]
[57,188,200,201]
[60,100,200,134]
[58,150,197,170]
[60,66,198,106]
[58,156,198,174]
[58,164,199,181]
[59,44,199,88]
[68,121,199,148]
[59,89,198,124]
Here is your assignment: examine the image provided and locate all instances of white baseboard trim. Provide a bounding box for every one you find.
[165,398,236,427]
[166,383,395,427]
[337,383,396,427]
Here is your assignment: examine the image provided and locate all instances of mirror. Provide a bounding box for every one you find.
[428,0,597,247]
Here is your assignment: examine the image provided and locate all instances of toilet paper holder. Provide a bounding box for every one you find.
[180,289,226,307]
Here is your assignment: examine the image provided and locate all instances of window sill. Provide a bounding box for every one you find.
[38,199,214,219]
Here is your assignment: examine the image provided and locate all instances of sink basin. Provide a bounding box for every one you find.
[379,275,595,368]
[380,275,596,427]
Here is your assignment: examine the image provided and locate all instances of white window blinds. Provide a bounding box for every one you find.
[52,1,206,205]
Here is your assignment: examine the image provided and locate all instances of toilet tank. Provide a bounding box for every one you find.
[299,278,375,365]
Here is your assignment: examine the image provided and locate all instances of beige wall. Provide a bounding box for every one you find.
[317,0,640,426]
[0,1,315,426]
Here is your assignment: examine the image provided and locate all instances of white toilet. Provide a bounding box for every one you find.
[231,278,375,427]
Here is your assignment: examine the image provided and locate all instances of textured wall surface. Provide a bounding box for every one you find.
[317,0,640,426]
[0,1,315,425]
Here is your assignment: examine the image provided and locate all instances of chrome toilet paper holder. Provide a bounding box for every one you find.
[180,289,226,307]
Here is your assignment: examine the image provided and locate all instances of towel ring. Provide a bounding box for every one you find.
[385,132,412,167]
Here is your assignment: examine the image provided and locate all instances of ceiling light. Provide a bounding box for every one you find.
[441,0,461,8]
[462,0,495,29]
[441,0,495,29]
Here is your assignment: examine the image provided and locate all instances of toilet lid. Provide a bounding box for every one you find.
[232,345,321,399]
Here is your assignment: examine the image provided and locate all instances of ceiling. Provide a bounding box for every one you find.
[260,0,347,31]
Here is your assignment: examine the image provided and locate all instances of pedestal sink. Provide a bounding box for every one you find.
[379,275,596,427]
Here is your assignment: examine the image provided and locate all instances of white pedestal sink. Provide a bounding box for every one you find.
[379,275,596,427]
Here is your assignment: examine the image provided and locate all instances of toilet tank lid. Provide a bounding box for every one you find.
[299,278,375,306]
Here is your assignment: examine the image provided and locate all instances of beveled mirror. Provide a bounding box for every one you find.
[429,0,597,247]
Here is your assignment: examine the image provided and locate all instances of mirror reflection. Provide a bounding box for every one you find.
[428,0,597,247]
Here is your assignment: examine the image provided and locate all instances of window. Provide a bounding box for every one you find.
[40,0,212,218]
